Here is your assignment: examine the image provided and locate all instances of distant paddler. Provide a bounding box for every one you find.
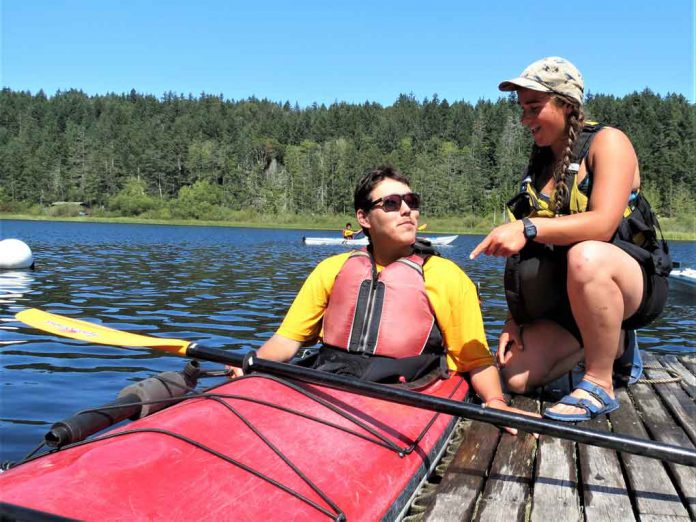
[341,222,363,240]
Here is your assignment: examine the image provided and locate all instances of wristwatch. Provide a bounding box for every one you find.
[522,217,537,241]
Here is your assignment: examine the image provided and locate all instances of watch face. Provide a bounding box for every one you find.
[523,219,536,239]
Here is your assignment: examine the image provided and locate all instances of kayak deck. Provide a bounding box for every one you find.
[1,372,469,521]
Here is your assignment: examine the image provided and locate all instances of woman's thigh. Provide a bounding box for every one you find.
[566,241,644,321]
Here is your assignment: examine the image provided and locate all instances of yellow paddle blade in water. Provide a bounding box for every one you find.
[417,223,427,231]
[15,309,190,355]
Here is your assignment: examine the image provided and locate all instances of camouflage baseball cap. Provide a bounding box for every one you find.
[499,57,584,105]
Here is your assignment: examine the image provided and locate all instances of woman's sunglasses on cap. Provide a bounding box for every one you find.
[368,193,421,212]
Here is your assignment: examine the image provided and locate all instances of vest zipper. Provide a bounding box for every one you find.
[356,260,379,353]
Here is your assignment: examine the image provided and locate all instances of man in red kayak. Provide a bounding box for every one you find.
[235,166,534,432]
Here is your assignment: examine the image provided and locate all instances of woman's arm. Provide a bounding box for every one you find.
[531,127,638,244]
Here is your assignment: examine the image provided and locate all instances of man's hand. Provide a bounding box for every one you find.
[225,366,244,379]
[485,399,540,438]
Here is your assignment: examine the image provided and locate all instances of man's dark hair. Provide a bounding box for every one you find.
[353,166,411,212]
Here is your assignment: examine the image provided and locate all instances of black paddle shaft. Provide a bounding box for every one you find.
[185,343,696,467]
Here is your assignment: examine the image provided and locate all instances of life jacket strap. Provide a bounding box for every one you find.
[313,346,448,384]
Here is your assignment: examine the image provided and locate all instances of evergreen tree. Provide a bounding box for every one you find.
[0,88,691,228]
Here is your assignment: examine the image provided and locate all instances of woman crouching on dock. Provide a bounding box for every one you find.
[470,57,671,422]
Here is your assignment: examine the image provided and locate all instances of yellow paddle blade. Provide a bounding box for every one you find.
[15,309,190,356]
[417,223,427,231]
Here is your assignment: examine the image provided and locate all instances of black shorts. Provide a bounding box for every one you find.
[622,267,668,331]
[505,243,669,342]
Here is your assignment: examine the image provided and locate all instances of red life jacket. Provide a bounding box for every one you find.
[322,250,443,358]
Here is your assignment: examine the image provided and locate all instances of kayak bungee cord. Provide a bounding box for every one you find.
[245,373,468,456]
[58,427,345,522]
[8,370,443,463]
[384,373,467,455]
[8,371,348,521]
[205,396,344,520]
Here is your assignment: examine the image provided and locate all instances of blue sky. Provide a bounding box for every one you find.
[1,0,694,106]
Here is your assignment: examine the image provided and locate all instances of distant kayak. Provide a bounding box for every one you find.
[669,266,696,287]
[0,370,468,521]
[303,235,459,246]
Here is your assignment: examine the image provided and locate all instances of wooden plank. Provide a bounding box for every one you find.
[628,379,696,519]
[679,354,695,376]
[578,415,635,521]
[638,515,695,522]
[423,419,500,521]
[662,354,696,399]
[530,395,582,522]
[473,396,538,522]
[611,388,690,519]
[662,355,696,384]
[642,353,696,447]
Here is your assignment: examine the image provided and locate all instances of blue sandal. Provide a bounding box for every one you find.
[543,379,620,422]
[613,329,643,386]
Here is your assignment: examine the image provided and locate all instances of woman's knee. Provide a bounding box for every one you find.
[567,241,608,284]
[566,242,643,309]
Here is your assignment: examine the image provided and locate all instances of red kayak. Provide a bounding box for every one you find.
[0,372,468,521]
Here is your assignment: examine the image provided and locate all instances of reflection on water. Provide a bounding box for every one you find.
[0,270,34,349]
[0,270,35,303]
[0,219,694,462]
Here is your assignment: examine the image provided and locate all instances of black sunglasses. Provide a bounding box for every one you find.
[368,192,421,212]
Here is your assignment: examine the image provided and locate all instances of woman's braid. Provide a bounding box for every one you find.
[552,100,584,215]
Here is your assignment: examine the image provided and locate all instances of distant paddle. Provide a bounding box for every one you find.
[14,308,696,467]
[417,223,427,231]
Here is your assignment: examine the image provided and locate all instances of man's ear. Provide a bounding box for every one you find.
[356,209,370,230]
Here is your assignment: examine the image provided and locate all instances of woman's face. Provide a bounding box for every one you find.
[517,88,569,149]
[357,178,419,249]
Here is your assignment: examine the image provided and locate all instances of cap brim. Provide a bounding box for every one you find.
[498,77,551,93]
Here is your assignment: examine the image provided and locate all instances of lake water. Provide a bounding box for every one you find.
[1,219,694,463]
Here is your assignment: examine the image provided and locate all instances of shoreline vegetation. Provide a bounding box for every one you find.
[1,88,693,242]
[3,212,694,241]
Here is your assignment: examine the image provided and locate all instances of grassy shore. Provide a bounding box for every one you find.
[3,212,694,241]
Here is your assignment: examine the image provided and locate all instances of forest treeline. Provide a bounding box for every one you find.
[0,87,694,229]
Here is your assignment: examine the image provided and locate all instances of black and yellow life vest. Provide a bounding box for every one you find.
[505,123,634,220]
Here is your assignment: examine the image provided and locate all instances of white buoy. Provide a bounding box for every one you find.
[0,239,34,269]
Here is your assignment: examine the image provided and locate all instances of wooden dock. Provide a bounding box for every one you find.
[405,353,695,521]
